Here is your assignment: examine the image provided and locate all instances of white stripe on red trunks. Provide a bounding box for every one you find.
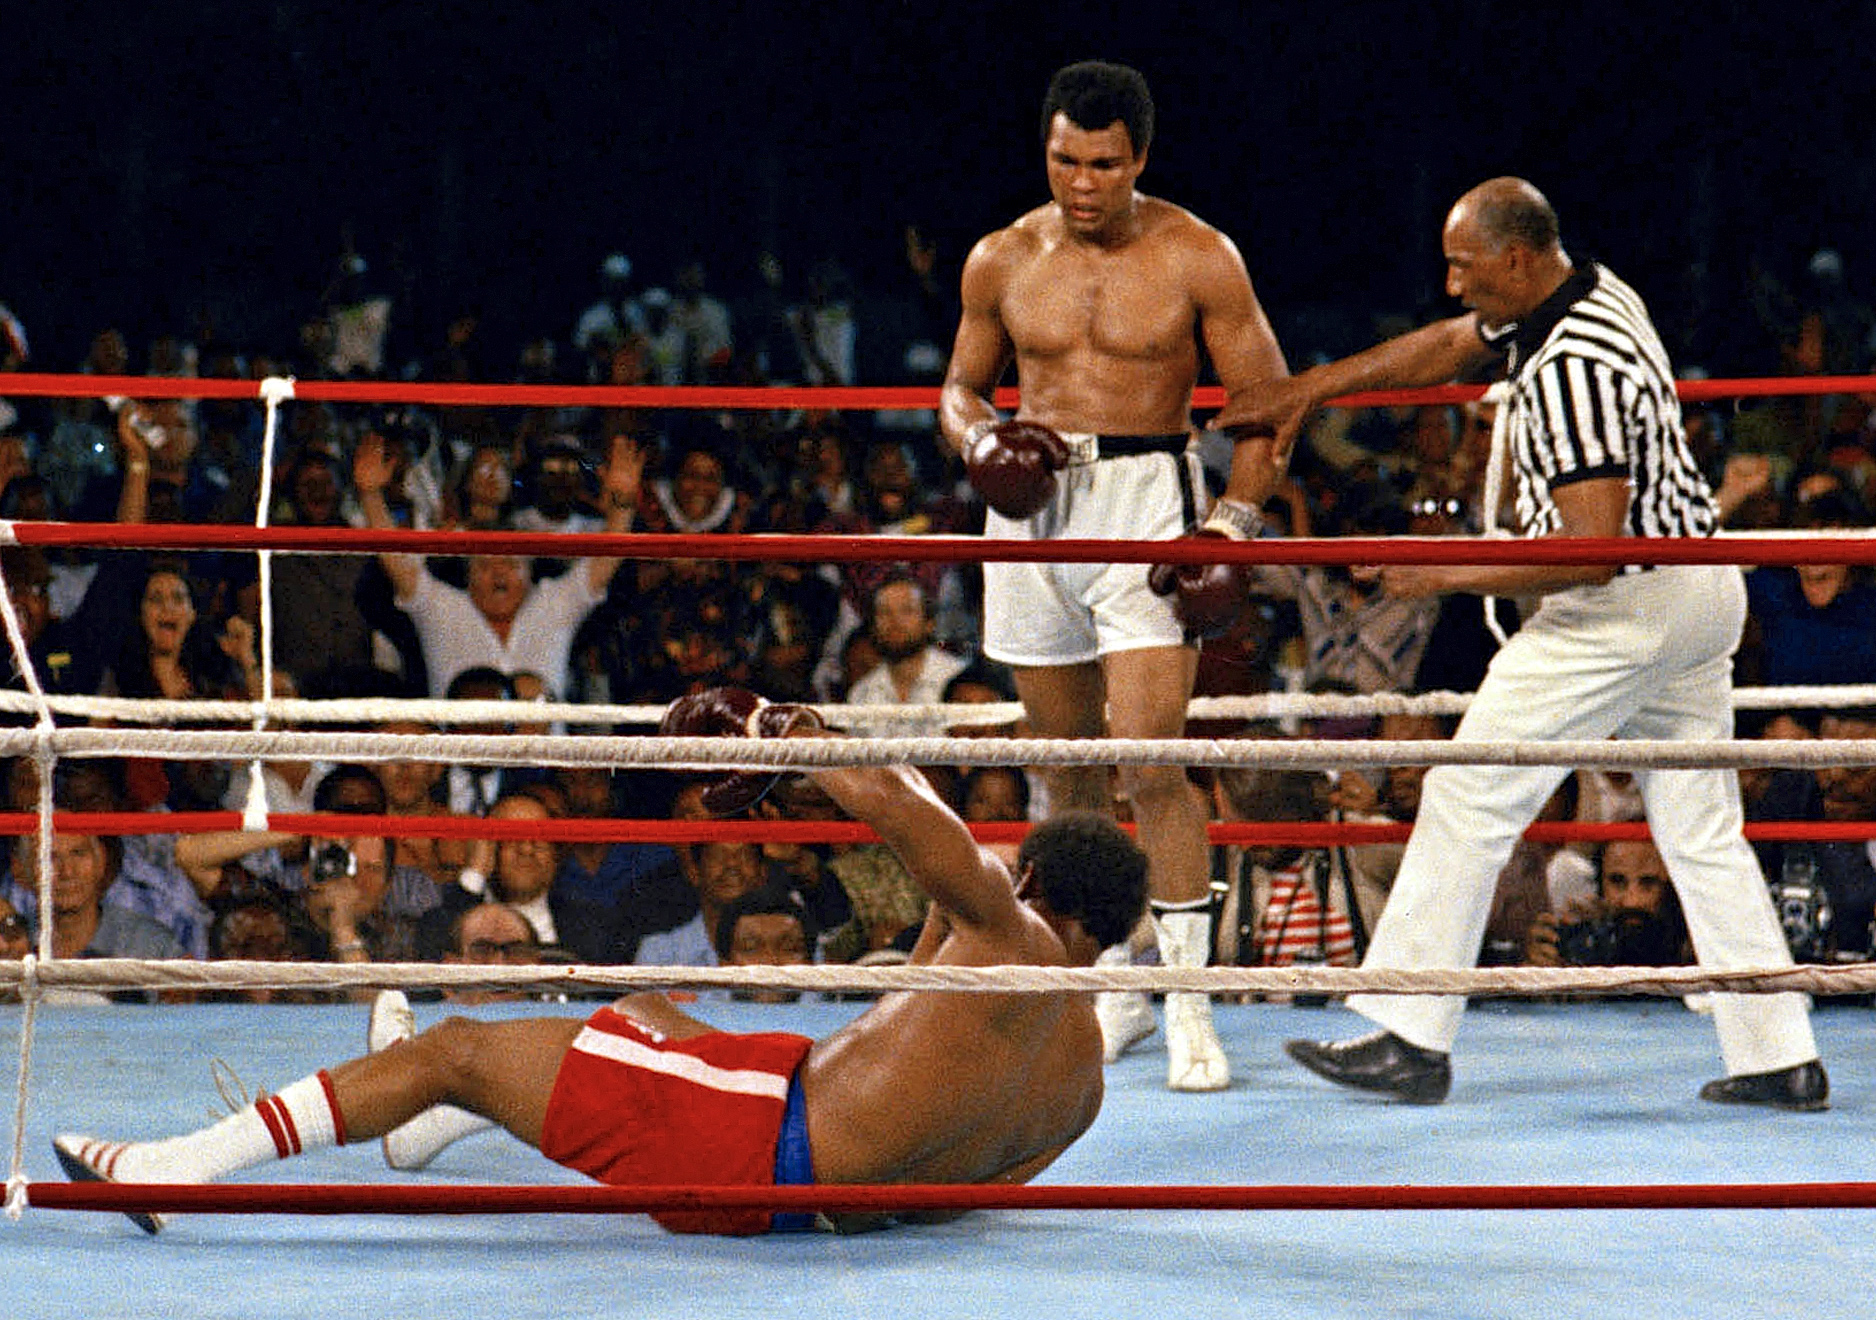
[569,1026,790,1101]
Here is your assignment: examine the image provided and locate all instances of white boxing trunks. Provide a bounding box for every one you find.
[982,436,1203,667]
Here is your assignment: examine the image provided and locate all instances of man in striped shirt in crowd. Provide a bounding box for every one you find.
[1216,176,1828,1111]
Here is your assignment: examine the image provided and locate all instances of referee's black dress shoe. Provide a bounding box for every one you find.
[1698,1060,1829,1112]
[1285,1030,1452,1105]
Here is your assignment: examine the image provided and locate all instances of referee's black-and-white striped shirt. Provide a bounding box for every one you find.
[1480,261,1714,541]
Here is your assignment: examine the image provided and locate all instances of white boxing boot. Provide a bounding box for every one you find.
[1093,943,1158,1063]
[1154,906,1229,1092]
[368,990,496,1171]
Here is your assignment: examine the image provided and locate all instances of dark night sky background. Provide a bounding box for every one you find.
[4,1,1873,377]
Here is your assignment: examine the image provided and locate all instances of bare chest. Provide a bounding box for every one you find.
[1001,245,1197,363]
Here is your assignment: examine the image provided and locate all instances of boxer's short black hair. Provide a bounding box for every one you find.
[1018,810,1149,949]
[1042,61,1154,156]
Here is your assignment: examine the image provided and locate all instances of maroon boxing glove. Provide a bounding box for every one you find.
[963,419,1071,519]
[1148,530,1252,640]
[659,688,826,815]
[1148,498,1267,640]
[660,687,765,739]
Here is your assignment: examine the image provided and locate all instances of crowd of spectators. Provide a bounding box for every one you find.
[2,236,1874,1000]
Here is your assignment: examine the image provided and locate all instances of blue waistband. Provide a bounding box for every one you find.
[769,1068,816,1233]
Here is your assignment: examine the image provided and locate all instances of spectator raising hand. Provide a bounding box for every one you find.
[597,431,647,515]
[353,427,639,700]
[217,614,264,700]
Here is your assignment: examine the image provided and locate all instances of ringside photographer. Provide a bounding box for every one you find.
[1524,839,1690,968]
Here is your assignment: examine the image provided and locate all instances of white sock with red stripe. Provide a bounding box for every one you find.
[107,1071,348,1183]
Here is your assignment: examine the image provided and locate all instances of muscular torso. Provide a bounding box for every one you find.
[994,199,1206,435]
[800,911,1103,1187]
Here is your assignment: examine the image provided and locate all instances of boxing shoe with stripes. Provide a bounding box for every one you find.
[52,1134,171,1235]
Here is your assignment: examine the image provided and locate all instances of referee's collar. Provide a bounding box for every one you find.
[1483,258,1600,373]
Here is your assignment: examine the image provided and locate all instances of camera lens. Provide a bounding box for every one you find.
[310,842,357,885]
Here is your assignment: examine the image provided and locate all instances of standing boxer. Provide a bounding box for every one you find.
[1218,177,1828,1110]
[939,60,1289,1091]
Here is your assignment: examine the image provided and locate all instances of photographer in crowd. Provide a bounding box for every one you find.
[293,767,449,967]
[1525,838,1690,968]
[181,764,448,974]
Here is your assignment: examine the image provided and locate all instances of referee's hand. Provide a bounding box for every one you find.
[1358,564,1451,599]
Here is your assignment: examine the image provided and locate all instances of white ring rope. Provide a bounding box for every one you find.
[0,727,1871,775]
[1,685,1869,734]
[0,558,59,959]
[1,955,1870,1000]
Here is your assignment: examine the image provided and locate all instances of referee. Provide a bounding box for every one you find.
[1217,176,1828,1110]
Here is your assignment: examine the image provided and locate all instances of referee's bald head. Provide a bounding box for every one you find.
[1455,177,1561,255]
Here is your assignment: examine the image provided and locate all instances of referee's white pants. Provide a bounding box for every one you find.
[1347,564,1817,1077]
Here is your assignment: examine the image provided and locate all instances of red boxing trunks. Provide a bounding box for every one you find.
[539,1005,815,1235]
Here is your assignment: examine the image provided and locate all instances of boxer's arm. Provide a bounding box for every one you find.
[801,735,1022,936]
[939,234,1017,454]
[906,901,951,964]
[1194,229,1287,390]
[1191,226,1292,514]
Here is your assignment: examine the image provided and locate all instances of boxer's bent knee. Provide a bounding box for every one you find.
[411,1016,499,1087]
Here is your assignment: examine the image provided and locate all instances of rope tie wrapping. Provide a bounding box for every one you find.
[241,374,296,833]
[4,954,42,1223]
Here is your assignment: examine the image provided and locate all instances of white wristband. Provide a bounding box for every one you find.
[961,419,998,461]
[457,866,488,897]
[744,698,773,738]
[1202,498,1266,541]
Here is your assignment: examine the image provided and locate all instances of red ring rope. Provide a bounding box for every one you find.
[26,1178,1876,1216]
[8,523,1876,568]
[1,812,1870,846]
[4,371,1874,409]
